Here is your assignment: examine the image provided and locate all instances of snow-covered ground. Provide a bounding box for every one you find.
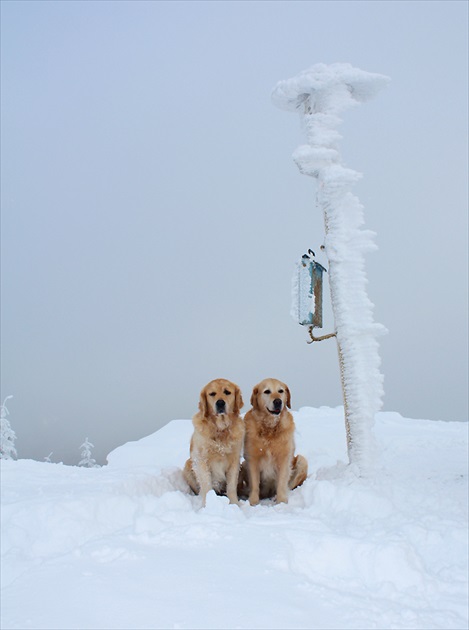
[1,407,467,629]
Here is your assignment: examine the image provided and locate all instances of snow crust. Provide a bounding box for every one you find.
[2,408,468,629]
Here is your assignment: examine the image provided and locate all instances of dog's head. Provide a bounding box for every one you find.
[198,378,244,422]
[250,378,291,418]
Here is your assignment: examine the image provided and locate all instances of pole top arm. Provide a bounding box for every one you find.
[272,63,390,114]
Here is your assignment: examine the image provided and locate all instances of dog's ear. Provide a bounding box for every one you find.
[285,385,291,409]
[250,386,259,410]
[234,386,244,415]
[198,389,208,417]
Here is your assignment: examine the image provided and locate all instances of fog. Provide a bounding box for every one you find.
[1,0,467,464]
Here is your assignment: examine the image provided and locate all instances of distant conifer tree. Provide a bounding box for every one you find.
[78,438,99,468]
[0,396,17,460]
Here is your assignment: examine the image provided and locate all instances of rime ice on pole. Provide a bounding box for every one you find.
[273,63,390,474]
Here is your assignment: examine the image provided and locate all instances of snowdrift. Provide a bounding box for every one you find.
[1,407,468,629]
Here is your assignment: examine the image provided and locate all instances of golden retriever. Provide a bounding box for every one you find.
[240,378,307,505]
[183,378,244,507]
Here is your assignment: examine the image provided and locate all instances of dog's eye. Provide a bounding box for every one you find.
[209,392,216,397]
[264,389,271,395]
[278,389,284,394]
[223,389,231,396]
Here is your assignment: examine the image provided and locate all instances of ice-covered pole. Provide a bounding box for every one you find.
[272,63,390,475]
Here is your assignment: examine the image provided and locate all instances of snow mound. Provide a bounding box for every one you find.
[1,407,468,629]
[106,418,192,469]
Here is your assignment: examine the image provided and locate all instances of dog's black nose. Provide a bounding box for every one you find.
[216,399,226,413]
[273,398,282,410]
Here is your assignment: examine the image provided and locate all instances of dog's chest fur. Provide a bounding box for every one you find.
[206,434,236,457]
[245,410,295,470]
[191,414,243,461]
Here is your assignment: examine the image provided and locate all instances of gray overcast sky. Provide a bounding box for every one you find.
[1,0,467,464]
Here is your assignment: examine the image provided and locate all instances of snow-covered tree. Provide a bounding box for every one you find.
[78,438,99,468]
[1,396,17,460]
[272,63,389,475]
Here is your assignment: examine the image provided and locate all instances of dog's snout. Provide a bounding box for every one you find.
[273,398,282,410]
[216,399,226,413]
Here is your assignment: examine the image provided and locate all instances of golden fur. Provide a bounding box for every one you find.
[183,378,244,507]
[240,378,307,505]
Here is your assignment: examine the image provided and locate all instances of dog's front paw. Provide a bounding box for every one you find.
[248,493,260,506]
[275,493,288,504]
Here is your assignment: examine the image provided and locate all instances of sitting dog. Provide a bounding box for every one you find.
[240,378,307,505]
[183,378,244,506]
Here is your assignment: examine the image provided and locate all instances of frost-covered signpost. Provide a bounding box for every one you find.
[272,63,389,475]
